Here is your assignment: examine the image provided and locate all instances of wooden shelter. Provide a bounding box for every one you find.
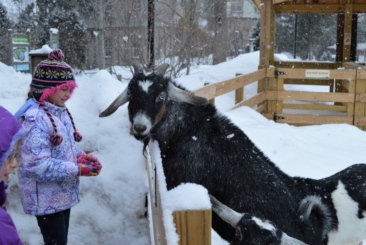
[244,0,366,130]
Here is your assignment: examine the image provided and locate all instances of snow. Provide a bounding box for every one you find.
[28,44,53,54]
[1,51,366,245]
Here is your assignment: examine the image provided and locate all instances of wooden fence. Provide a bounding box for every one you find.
[194,67,366,131]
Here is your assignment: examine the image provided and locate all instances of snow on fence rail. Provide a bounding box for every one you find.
[146,141,212,245]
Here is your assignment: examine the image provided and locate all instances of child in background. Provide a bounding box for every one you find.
[0,106,24,245]
[15,49,102,245]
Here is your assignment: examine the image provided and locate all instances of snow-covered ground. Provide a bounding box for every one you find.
[1,51,366,244]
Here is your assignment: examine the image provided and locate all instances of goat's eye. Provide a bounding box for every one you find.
[235,229,243,240]
[156,92,166,103]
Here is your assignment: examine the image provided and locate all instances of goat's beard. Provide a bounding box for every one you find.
[142,136,151,157]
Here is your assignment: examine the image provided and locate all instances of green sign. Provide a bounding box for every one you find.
[12,37,29,43]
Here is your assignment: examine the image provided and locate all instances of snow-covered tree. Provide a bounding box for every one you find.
[319,50,334,61]
[250,19,260,51]
[275,13,337,60]
[35,0,89,69]
[0,2,12,65]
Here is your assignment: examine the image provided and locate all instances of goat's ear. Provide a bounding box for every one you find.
[99,88,129,117]
[168,82,208,105]
[132,62,144,75]
[209,194,243,228]
[154,63,169,76]
[280,233,308,245]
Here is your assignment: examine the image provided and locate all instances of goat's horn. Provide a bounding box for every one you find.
[99,88,129,117]
[132,62,144,74]
[280,233,308,245]
[154,63,169,76]
[209,194,243,227]
[168,82,208,105]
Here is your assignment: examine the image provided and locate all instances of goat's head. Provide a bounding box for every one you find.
[209,195,307,245]
[99,63,208,142]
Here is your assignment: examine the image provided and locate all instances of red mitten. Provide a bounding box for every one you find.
[77,154,102,168]
[77,163,100,176]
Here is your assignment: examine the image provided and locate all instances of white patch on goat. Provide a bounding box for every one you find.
[133,112,152,135]
[327,181,366,245]
[139,80,153,93]
[226,133,234,139]
[192,136,197,141]
[251,217,276,234]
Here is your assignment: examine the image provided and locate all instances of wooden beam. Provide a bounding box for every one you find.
[231,92,267,110]
[283,103,347,112]
[266,91,355,103]
[275,4,346,14]
[342,4,353,63]
[251,0,261,10]
[263,113,354,125]
[173,210,212,245]
[273,0,289,4]
[267,68,356,81]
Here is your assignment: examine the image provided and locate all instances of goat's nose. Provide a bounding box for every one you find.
[134,124,147,133]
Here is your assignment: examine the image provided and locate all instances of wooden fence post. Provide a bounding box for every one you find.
[173,210,212,245]
[235,73,243,104]
[204,83,215,105]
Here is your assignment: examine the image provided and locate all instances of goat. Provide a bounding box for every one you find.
[99,63,366,244]
[209,194,307,245]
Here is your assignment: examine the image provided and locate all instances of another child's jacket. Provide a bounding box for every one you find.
[18,100,84,216]
[0,106,24,245]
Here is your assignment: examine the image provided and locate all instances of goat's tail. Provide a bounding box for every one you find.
[299,195,333,239]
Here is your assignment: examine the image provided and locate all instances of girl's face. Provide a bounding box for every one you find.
[1,143,20,182]
[48,86,71,107]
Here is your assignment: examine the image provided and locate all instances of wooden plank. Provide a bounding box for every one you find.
[267,68,356,80]
[354,116,366,126]
[355,79,366,130]
[251,0,261,10]
[275,4,346,14]
[358,70,366,80]
[283,79,334,86]
[273,0,289,4]
[173,210,212,245]
[235,73,244,104]
[342,4,353,62]
[342,62,366,69]
[263,113,354,124]
[283,103,347,112]
[266,91,355,102]
[214,70,266,97]
[194,69,266,100]
[204,83,215,105]
[194,84,216,100]
[274,62,336,69]
[231,92,267,110]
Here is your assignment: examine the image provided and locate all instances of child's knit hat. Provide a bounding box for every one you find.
[30,49,77,102]
[30,49,82,146]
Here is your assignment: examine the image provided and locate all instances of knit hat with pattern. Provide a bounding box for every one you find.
[30,49,82,145]
[30,49,77,102]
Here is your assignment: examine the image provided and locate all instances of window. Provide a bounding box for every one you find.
[133,0,141,11]
[105,38,112,57]
[231,1,243,13]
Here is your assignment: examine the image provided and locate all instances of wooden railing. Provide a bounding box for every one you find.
[146,142,211,245]
[194,66,366,131]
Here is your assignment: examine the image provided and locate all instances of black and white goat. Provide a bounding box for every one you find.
[209,194,307,245]
[99,63,366,245]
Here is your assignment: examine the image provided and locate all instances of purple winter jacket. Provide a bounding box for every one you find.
[0,106,24,245]
[17,101,83,216]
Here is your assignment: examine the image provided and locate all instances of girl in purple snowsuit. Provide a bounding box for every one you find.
[15,49,102,245]
[0,106,24,245]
